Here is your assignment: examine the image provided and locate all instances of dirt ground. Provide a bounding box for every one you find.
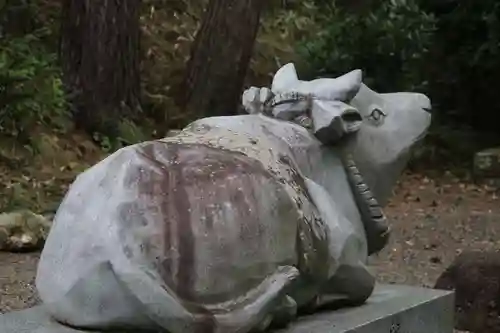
[1,171,499,327]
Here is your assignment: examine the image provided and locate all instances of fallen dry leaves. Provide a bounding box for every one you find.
[371,171,500,290]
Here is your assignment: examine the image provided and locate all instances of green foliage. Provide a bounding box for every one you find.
[249,1,320,86]
[91,119,150,153]
[419,0,500,132]
[140,0,204,129]
[298,0,436,92]
[2,0,497,151]
[0,1,67,141]
[0,32,68,138]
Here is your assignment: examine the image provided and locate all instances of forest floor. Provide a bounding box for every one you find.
[0,166,499,333]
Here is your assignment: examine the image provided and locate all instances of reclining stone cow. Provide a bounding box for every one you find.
[33,63,432,333]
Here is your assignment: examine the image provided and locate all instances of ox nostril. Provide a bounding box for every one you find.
[341,111,363,122]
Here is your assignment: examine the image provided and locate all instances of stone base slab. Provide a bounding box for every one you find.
[0,284,454,333]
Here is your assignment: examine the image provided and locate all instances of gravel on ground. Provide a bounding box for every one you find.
[0,251,40,313]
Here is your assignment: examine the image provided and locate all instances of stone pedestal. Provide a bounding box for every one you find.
[0,284,454,333]
[276,284,454,333]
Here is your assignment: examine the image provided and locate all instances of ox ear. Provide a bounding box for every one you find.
[271,63,300,94]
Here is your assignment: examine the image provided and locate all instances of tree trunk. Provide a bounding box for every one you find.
[178,0,266,119]
[60,0,141,136]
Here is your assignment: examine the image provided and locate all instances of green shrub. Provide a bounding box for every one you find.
[419,0,500,133]
[298,0,436,93]
[0,0,67,141]
[0,31,68,138]
[248,1,320,86]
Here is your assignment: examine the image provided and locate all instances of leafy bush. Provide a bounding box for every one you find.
[419,0,500,132]
[248,1,320,86]
[0,31,67,139]
[139,0,204,129]
[298,0,436,93]
[0,1,67,141]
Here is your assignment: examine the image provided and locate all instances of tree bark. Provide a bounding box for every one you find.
[178,0,266,119]
[60,0,141,136]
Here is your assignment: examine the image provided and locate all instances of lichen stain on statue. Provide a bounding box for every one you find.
[35,63,432,333]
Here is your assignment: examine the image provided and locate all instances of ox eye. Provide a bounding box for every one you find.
[368,108,387,122]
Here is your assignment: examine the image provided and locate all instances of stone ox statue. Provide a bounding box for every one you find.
[35,63,431,333]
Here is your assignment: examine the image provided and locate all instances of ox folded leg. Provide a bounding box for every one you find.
[318,262,375,307]
[301,177,376,309]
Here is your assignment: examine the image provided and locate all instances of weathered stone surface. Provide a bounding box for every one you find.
[166,129,182,137]
[277,284,454,333]
[435,251,500,333]
[271,63,363,102]
[0,210,52,252]
[473,147,500,180]
[242,86,273,114]
[28,63,431,333]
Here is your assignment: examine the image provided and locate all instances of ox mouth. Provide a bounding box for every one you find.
[344,156,390,256]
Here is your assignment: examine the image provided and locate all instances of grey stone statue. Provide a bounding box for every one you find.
[34,63,431,333]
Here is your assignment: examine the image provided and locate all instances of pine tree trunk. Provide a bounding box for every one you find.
[179,0,266,119]
[60,0,141,136]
